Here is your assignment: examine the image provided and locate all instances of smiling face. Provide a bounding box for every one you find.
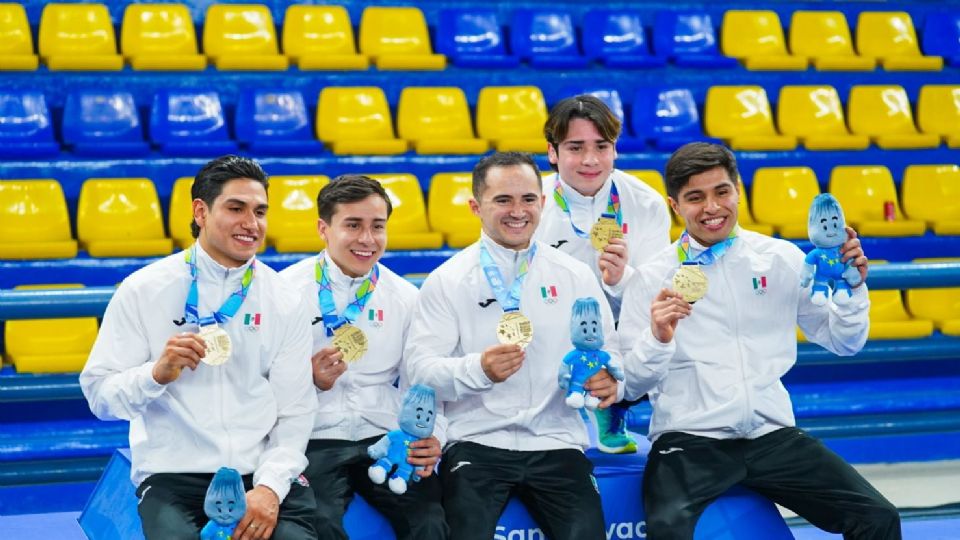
[194,178,268,267]
[398,385,436,439]
[807,193,846,249]
[570,297,604,351]
[547,118,618,197]
[318,194,388,278]
[470,163,544,250]
[669,166,740,247]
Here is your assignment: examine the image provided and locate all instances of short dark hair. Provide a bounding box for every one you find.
[316,174,393,223]
[664,142,739,199]
[191,155,268,238]
[543,94,621,171]
[472,152,541,200]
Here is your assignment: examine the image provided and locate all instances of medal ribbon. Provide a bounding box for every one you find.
[552,176,622,239]
[478,242,537,313]
[315,254,380,337]
[676,226,739,265]
[184,246,255,326]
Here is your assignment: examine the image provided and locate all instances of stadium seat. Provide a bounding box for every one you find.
[0,3,38,70]
[868,289,934,339]
[828,165,926,237]
[120,3,206,70]
[906,259,960,335]
[632,87,722,152]
[652,12,738,68]
[581,10,665,68]
[720,10,807,70]
[427,173,481,248]
[624,170,683,239]
[366,174,443,250]
[5,284,98,373]
[149,89,238,156]
[203,4,288,71]
[788,11,875,71]
[235,89,323,155]
[168,176,194,250]
[856,12,943,71]
[267,175,329,253]
[921,11,960,67]
[847,85,940,149]
[476,86,549,152]
[750,167,821,239]
[62,91,150,157]
[901,164,960,235]
[0,91,60,158]
[735,181,774,236]
[282,5,368,70]
[0,179,77,259]
[704,86,798,151]
[917,85,960,147]
[510,9,588,69]
[436,9,519,68]
[38,3,123,70]
[315,87,408,155]
[557,87,644,152]
[77,178,174,257]
[397,87,488,155]
[359,7,445,70]
[776,86,870,150]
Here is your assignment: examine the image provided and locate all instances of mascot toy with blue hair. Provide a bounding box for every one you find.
[201,467,246,540]
[367,384,436,495]
[801,193,863,305]
[558,297,624,409]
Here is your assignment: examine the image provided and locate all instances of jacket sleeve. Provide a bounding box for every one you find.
[590,275,626,401]
[618,269,677,400]
[797,282,871,357]
[398,289,449,450]
[603,195,672,299]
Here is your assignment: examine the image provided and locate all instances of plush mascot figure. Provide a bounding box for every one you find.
[201,467,246,540]
[367,384,436,495]
[801,193,863,305]
[558,297,624,409]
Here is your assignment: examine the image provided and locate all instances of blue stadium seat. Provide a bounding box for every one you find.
[149,90,238,157]
[921,11,960,67]
[0,91,59,159]
[632,87,722,152]
[510,9,589,68]
[653,12,738,68]
[235,89,323,156]
[582,10,665,68]
[436,9,519,68]
[62,91,149,157]
[557,86,646,152]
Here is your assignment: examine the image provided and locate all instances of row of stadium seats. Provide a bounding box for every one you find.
[2,4,958,72]
[3,83,959,159]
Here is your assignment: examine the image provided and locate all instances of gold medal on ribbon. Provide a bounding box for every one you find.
[497,311,533,349]
[332,324,368,363]
[672,264,708,303]
[199,325,232,366]
[589,217,623,251]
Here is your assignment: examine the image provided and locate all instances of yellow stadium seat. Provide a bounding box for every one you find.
[121,4,206,71]
[856,12,942,71]
[0,3,39,70]
[828,165,925,237]
[359,7,445,70]
[902,165,960,236]
[917,85,960,148]
[905,258,960,335]
[316,87,408,155]
[267,175,329,253]
[5,284,99,373]
[868,289,934,339]
[735,181,773,236]
[777,86,870,150]
[367,174,443,250]
[476,86,549,153]
[788,11,875,71]
[282,5,368,70]
[625,170,683,239]
[427,173,481,248]
[168,176,195,249]
[720,10,806,70]
[847,85,940,149]
[38,3,124,71]
[77,178,174,257]
[751,167,821,239]
[203,4,288,71]
[398,87,488,155]
[0,179,77,259]
[704,86,797,151]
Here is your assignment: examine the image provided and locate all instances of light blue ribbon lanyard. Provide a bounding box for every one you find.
[478,242,537,313]
[183,246,255,326]
[315,254,380,337]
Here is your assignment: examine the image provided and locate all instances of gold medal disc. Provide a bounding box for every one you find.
[672,265,709,303]
[497,311,534,349]
[199,325,232,366]
[589,218,624,251]
[332,324,368,363]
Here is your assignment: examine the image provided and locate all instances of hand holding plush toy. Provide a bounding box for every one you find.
[201,467,246,540]
[367,384,436,495]
[558,297,624,409]
[800,193,863,306]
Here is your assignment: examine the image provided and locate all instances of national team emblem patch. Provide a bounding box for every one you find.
[752,276,768,295]
[540,285,559,304]
[244,313,261,330]
[368,308,384,327]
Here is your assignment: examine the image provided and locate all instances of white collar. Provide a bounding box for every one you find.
[193,241,254,280]
[321,251,375,289]
[557,172,613,205]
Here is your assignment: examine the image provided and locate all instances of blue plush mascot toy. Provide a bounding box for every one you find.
[558,297,624,409]
[800,193,863,306]
[201,467,246,540]
[367,384,436,495]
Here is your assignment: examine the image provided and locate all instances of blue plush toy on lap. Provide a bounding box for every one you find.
[201,467,246,540]
[367,384,436,495]
[801,193,863,306]
[558,297,624,409]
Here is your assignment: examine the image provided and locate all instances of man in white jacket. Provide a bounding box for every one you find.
[279,175,446,539]
[619,143,900,539]
[80,156,318,540]
[405,152,622,540]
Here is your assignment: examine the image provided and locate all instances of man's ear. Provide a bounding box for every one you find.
[192,199,208,230]
[469,198,481,217]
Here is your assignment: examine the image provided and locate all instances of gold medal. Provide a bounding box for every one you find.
[589,217,623,251]
[332,324,368,363]
[672,264,708,303]
[497,311,533,349]
[199,325,232,366]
